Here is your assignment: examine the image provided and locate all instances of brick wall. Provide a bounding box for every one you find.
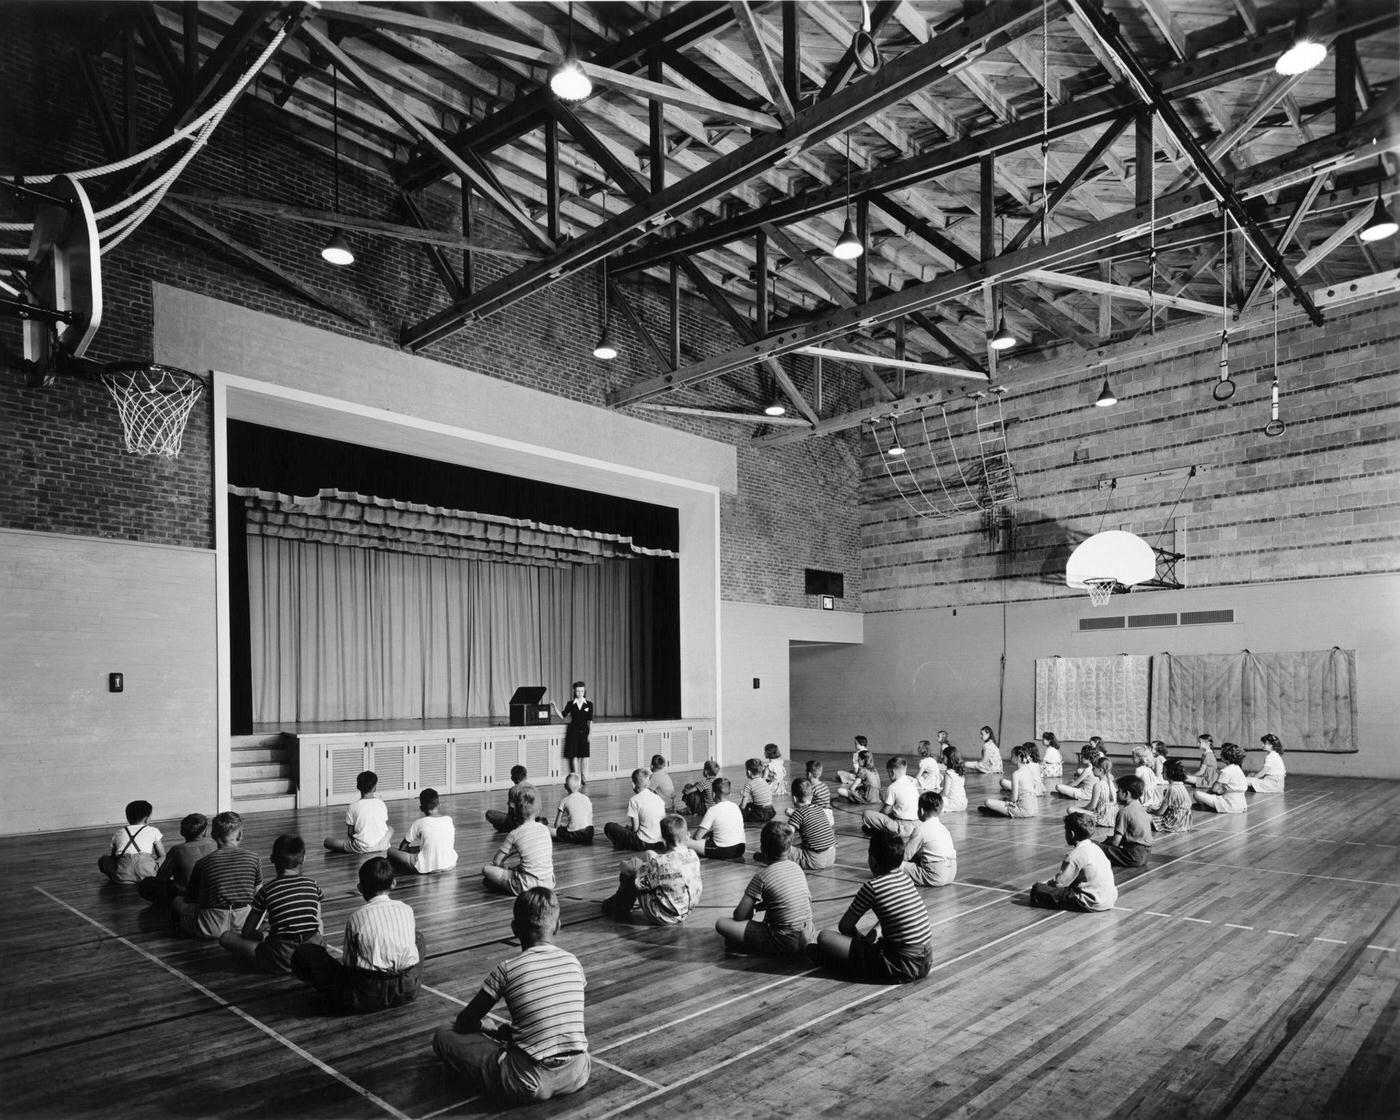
[0,4,864,607]
[859,295,1400,611]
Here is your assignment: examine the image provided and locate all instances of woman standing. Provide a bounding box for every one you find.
[553,680,594,783]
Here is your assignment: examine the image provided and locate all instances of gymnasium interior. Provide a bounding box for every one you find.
[1,2,1397,1117]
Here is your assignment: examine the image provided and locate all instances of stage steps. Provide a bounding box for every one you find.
[231,732,298,814]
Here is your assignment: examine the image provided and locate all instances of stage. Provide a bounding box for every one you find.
[283,716,714,807]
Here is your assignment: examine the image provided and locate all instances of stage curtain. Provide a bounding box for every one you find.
[247,536,642,723]
[1150,649,1356,751]
[232,486,679,567]
[1034,655,1150,742]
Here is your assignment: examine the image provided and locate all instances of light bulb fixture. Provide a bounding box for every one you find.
[763,398,787,417]
[593,238,617,360]
[989,313,1016,351]
[1095,376,1117,407]
[1275,11,1327,76]
[833,215,863,260]
[1360,173,1398,242]
[321,230,354,266]
[885,441,905,456]
[550,4,592,101]
[322,63,353,266]
[1263,288,1286,437]
[832,131,864,259]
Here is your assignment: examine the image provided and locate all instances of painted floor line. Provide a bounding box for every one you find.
[33,887,411,1120]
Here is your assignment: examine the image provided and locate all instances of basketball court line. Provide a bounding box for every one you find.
[33,887,411,1120]
[588,912,1068,1120]
[1174,857,1400,888]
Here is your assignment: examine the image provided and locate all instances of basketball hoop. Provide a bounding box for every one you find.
[100,362,203,459]
[1083,577,1117,607]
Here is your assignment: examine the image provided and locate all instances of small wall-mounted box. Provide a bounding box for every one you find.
[108,672,124,693]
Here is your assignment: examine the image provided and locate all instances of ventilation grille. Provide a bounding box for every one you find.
[1128,612,1178,628]
[1079,616,1126,631]
[1181,609,1235,625]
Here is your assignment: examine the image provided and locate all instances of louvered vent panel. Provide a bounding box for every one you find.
[1180,609,1235,625]
[329,745,364,796]
[1128,613,1178,628]
[1078,616,1126,631]
[417,740,450,788]
[454,741,482,786]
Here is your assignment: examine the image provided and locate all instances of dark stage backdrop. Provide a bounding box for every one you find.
[227,422,680,731]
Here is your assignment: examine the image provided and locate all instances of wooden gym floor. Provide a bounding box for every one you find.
[3,770,1397,1120]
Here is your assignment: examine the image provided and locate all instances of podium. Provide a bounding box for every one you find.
[508,685,550,727]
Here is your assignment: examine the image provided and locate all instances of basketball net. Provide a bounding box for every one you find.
[1083,577,1116,607]
[100,363,203,459]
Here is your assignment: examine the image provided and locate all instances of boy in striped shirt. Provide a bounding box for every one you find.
[809,832,933,984]
[172,811,263,938]
[220,834,324,972]
[784,778,837,870]
[291,857,423,1013]
[738,758,776,824]
[483,789,556,895]
[432,888,589,1105]
[716,821,814,956]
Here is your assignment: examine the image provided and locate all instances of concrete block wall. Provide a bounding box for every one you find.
[859,296,1400,611]
[0,5,865,610]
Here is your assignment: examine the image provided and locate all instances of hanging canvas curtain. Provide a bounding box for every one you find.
[1150,649,1357,751]
[1034,655,1150,742]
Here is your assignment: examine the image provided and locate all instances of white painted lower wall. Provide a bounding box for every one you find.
[720,601,863,767]
[791,572,1400,779]
[0,529,219,833]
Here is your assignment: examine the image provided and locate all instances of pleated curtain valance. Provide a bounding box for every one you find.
[231,486,680,568]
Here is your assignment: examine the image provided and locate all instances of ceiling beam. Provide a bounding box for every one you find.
[401,1,1047,350]
[577,60,781,131]
[728,0,796,124]
[609,3,1397,274]
[606,110,1400,408]
[1024,268,1221,317]
[1063,0,1320,325]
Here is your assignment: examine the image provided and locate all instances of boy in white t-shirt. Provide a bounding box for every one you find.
[552,773,595,845]
[388,788,458,874]
[862,756,920,839]
[686,778,746,860]
[324,771,393,854]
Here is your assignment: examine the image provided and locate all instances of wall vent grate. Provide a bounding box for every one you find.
[1129,613,1178,628]
[1078,616,1126,631]
[1180,609,1235,625]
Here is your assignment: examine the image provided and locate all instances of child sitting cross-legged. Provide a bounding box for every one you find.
[836,750,880,805]
[291,857,423,1013]
[171,811,263,938]
[784,778,836,870]
[603,768,667,851]
[738,757,777,824]
[648,754,680,812]
[483,789,555,895]
[552,772,595,845]
[808,832,933,984]
[485,765,538,834]
[387,788,458,876]
[861,755,920,838]
[219,834,324,972]
[324,770,392,854]
[601,815,702,925]
[900,792,957,888]
[805,759,835,820]
[715,821,815,957]
[98,799,166,884]
[1151,759,1193,834]
[1029,812,1118,912]
[431,888,589,1106]
[681,760,721,817]
[1097,775,1152,868]
[762,742,787,803]
[686,778,746,861]
[138,812,215,905]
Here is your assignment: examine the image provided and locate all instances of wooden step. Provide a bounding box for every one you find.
[230,732,288,752]
[232,776,296,798]
[229,748,285,765]
[231,761,292,782]
[228,793,299,815]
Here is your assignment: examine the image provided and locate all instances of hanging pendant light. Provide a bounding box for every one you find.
[763,398,788,417]
[989,314,1016,351]
[1275,10,1327,76]
[550,3,592,101]
[593,257,617,359]
[1360,170,1398,242]
[885,440,906,456]
[321,63,354,266]
[832,131,863,259]
[1095,376,1117,407]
